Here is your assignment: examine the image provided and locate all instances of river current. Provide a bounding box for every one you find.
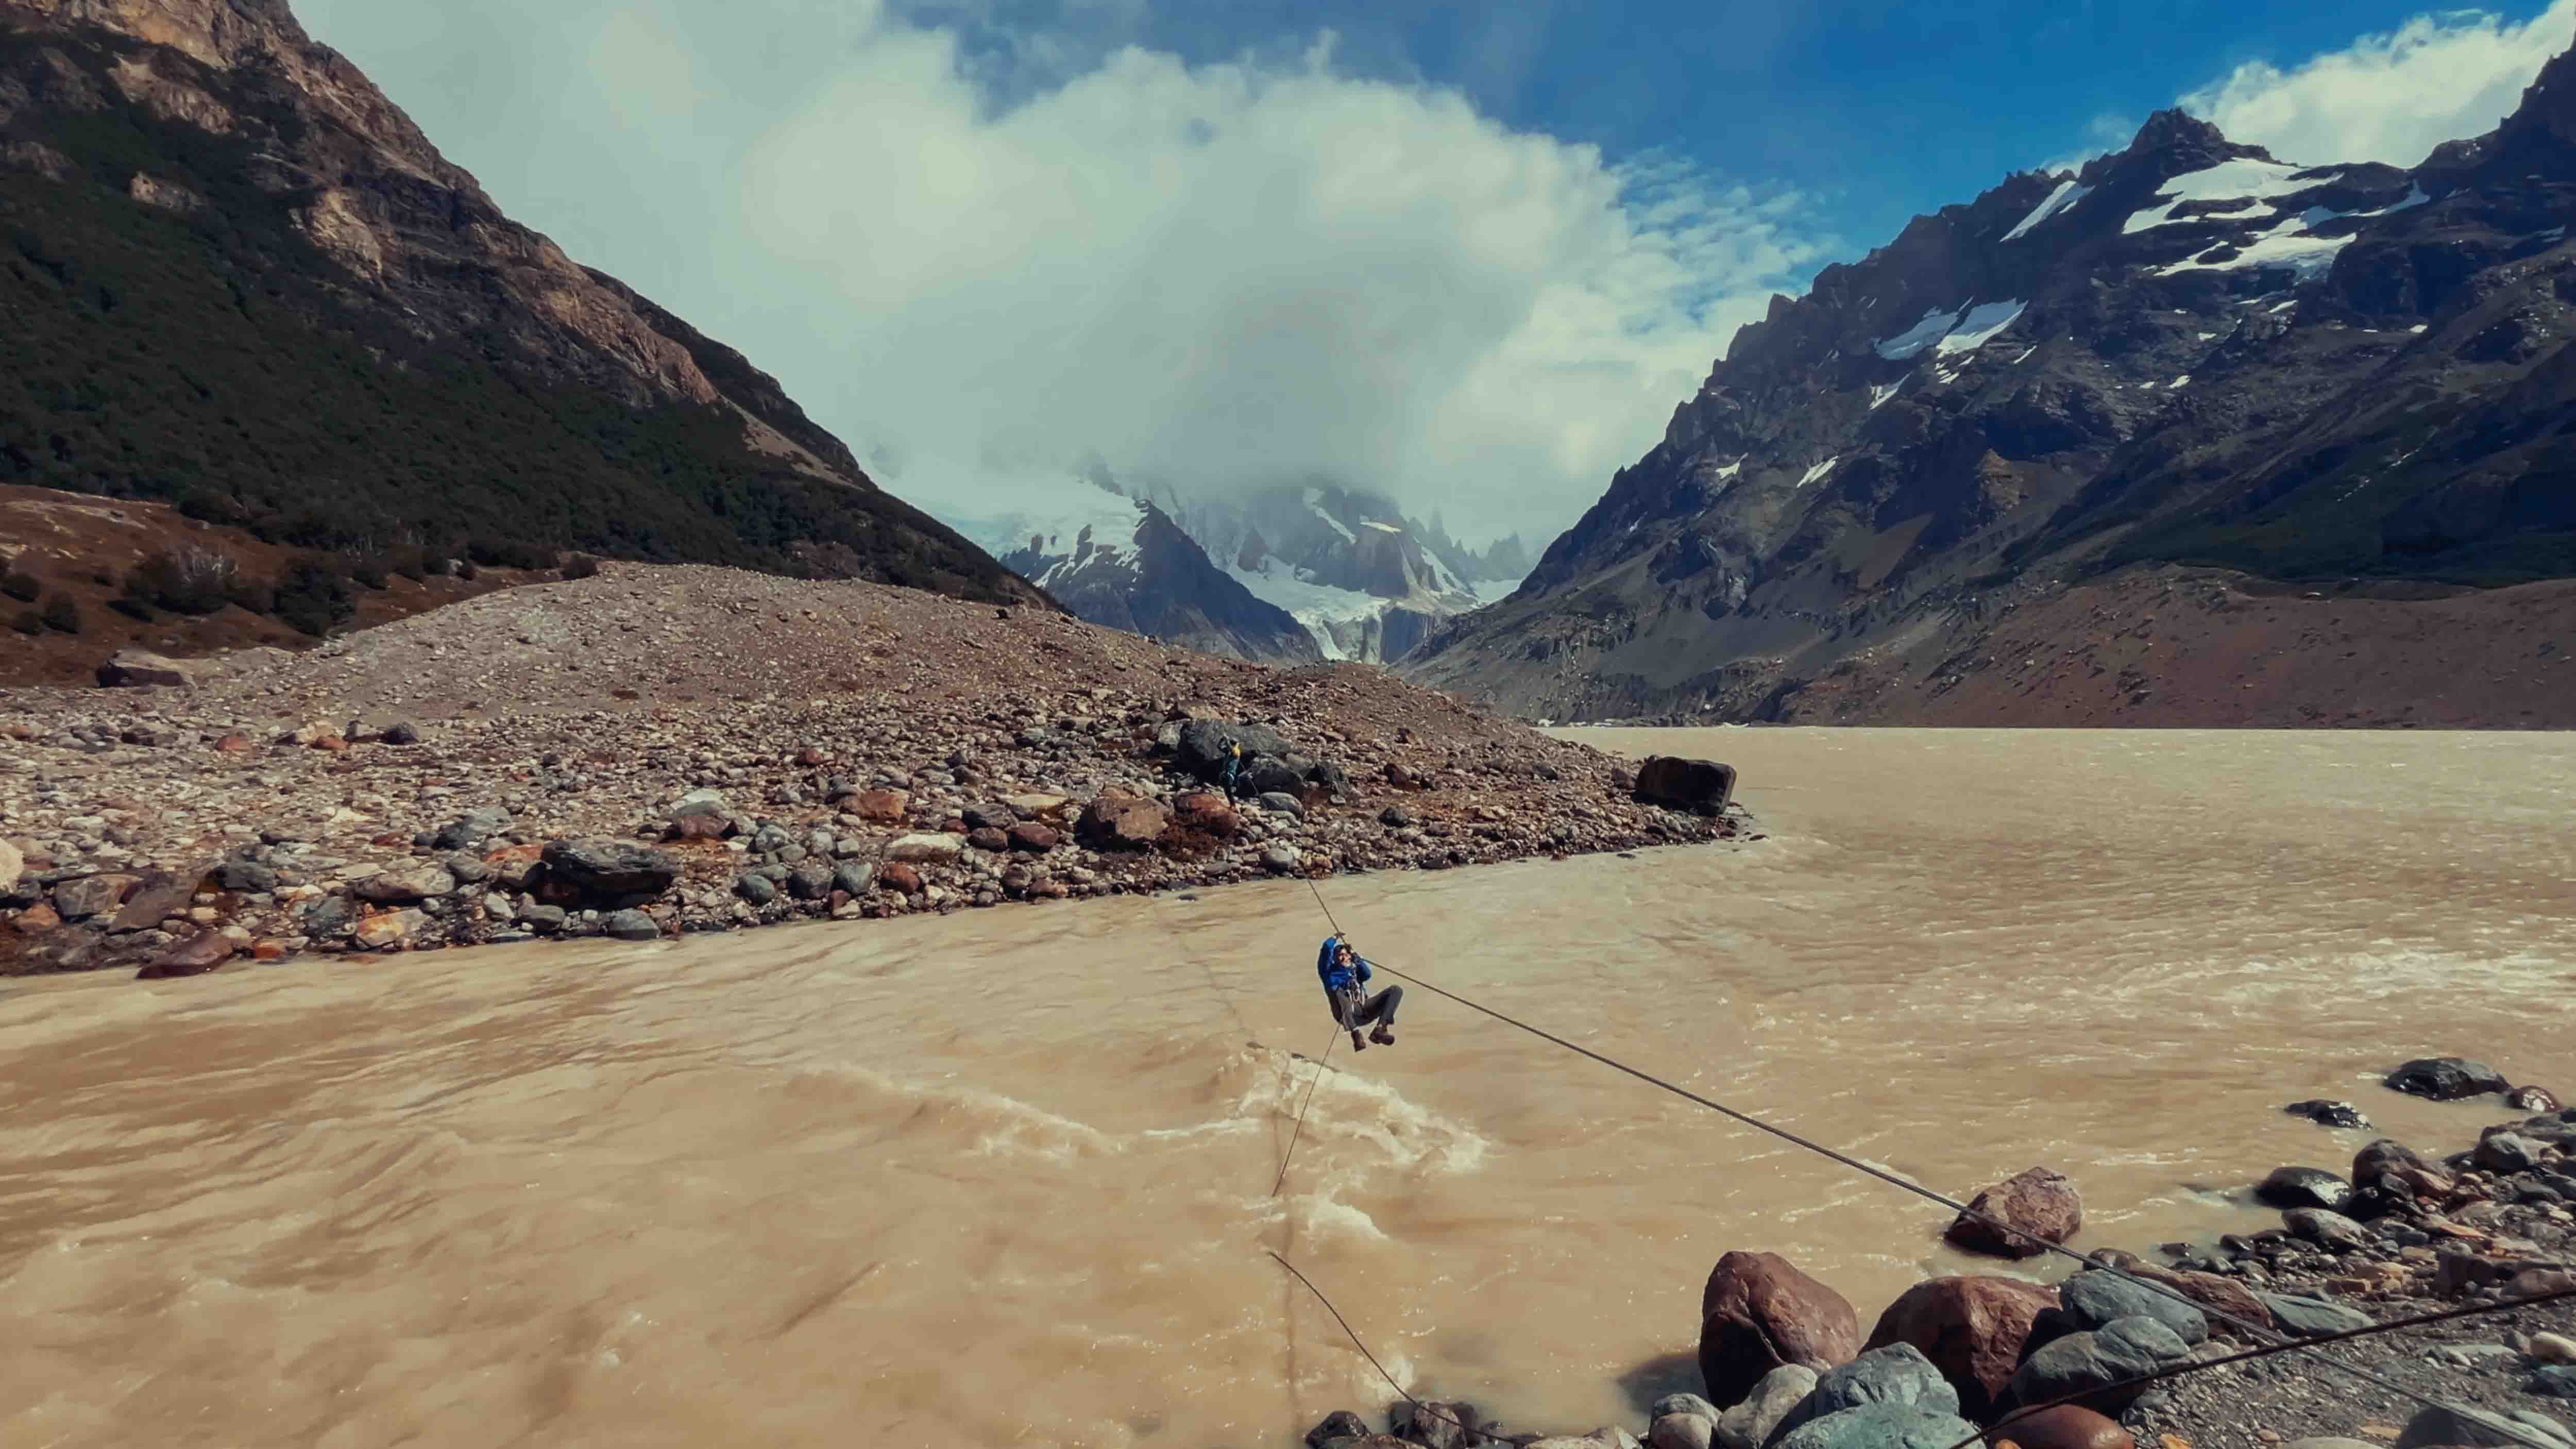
[2,728,2569,1446]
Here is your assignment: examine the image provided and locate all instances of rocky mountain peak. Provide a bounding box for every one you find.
[2500,36,2576,153]
[2120,108,2232,160]
[1405,45,2576,724]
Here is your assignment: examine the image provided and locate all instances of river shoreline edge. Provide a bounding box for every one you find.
[1296,1073,2576,1449]
[2,655,1750,982]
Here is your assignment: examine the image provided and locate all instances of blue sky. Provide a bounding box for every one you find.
[296,0,2575,547]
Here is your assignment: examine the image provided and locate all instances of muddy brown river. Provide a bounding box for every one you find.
[2,729,2570,1447]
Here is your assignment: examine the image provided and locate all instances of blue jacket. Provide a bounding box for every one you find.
[1316,935,1372,996]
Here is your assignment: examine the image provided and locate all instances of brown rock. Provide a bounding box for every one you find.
[486,844,546,890]
[250,939,289,962]
[350,908,427,950]
[1996,1405,2132,1449]
[13,901,63,932]
[51,873,142,922]
[213,732,252,752]
[1865,1275,2057,1419]
[1006,822,1059,853]
[1172,791,1240,838]
[2513,1267,2576,1299]
[278,719,340,747]
[794,746,827,767]
[2504,1085,2562,1112]
[1946,1167,2082,1258]
[353,863,456,903]
[110,871,202,933]
[965,827,1010,852]
[1696,1250,1861,1407]
[668,812,731,841]
[137,930,238,980]
[850,789,909,824]
[1076,793,1172,849]
[877,861,923,894]
[313,734,350,752]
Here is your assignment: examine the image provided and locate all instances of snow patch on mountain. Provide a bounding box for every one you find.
[946,480,1144,568]
[2154,215,2354,282]
[1874,306,1968,360]
[1301,487,1357,544]
[2122,158,2323,234]
[1876,300,2028,361]
[1937,300,2029,355]
[2003,179,2093,242]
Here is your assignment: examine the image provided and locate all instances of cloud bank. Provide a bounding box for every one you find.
[304,0,1831,547]
[2182,1,2576,166]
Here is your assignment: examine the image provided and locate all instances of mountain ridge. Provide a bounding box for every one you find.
[0,0,1040,606]
[1403,55,2576,723]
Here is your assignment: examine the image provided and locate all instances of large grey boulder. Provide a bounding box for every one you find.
[2007,1315,2191,1414]
[2384,1057,2509,1101]
[601,909,660,941]
[1176,719,1291,778]
[1765,1344,1957,1447]
[2255,1292,2371,1338]
[1634,756,1737,814]
[1767,1402,1980,1449]
[2475,1131,2547,1174]
[2394,1402,2573,1448]
[1716,1365,1817,1449]
[540,839,681,897]
[1652,1413,1716,1449]
[2038,1269,2209,1348]
[2283,1207,2372,1252]
[434,807,515,853]
[97,648,207,688]
[352,863,457,904]
[2256,1166,2354,1212]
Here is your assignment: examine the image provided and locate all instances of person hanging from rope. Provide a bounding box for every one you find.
[1316,935,1400,1052]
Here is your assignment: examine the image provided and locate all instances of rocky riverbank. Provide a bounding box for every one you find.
[1299,1057,2575,1449]
[0,564,1745,980]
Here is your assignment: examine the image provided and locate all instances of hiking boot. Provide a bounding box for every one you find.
[1349,1030,1367,1053]
[1370,1026,1394,1046]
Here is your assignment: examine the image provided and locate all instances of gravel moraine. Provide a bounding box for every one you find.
[1,564,1748,979]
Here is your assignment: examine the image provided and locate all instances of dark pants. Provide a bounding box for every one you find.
[1330,985,1402,1032]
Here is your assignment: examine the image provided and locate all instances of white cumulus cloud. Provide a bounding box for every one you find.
[297,0,1830,548]
[2181,1,2576,165]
